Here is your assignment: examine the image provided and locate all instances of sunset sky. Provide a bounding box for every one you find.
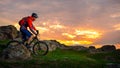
[0,0,120,48]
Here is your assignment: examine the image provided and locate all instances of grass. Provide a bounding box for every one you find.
[0,40,10,54]
[34,49,102,68]
[88,51,120,63]
[0,40,10,45]
[0,48,120,68]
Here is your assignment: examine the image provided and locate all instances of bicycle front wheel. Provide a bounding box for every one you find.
[33,41,48,56]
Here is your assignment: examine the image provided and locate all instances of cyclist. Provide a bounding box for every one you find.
[19,13,39,48]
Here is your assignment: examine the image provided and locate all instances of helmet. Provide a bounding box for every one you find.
[32,13,38,18]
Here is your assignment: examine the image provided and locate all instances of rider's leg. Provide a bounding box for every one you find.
[27,35,34,44]
[25,33,33,48]
[20,28,32,48]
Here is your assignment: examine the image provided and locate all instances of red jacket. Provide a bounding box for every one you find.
[19,16,36,30]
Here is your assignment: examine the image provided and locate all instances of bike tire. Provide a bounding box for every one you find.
[33,41,48,56]
[7,40,21,47]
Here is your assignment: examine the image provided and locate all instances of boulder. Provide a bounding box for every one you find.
[115,49,120,54]
[89,46,96,49]
[43,40,70,51]
[2,43,31,60]
[0,25,18,40]
[58,44,70,50]
[88,46,97,54]
[44,40,58,51]
[100,45,116,52]
[68,46,88,51]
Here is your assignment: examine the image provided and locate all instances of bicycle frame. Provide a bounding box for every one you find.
[28,36,39,46]
[24,31,39,47]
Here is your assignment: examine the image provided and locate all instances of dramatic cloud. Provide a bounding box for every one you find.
[0,0,120,48]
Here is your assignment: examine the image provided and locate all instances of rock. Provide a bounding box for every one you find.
[43,40,89,51]
[43,40,71,51]
[0,33,5,40]
[44,40,58,51]
[88,46,97,54]
[0,25,18,40]
[100,45,116,52]
[58,44,70,50]
[68,46,88,51]
[89,46,96,49]
[116,49,120,53]
[106,63,120,68]
[2,43,31,60]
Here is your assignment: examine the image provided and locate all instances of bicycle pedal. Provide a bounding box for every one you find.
[28,48,33,51]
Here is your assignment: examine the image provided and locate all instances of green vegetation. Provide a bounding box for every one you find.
[0,40,9,54]
[0,40,10,45]
[0,48,120,68]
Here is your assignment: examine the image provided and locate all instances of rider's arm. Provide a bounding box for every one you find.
[27,18,37,35]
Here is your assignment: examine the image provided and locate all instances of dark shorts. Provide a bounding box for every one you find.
[20,26,32,41]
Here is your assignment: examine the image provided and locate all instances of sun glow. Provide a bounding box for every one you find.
[14,23,20,30]
[115,43,120,49]
[58,40,93,46]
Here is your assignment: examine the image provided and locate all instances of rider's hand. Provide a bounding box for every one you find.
[35,30,39,35]
[36,30,39,34]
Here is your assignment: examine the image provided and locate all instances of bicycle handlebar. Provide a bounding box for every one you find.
[35,30,39,38]
[36,30,39,35]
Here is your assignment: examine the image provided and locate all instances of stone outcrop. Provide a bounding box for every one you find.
[2,42,31,60]
[88,46,97,54]
[68,46,88,51]
[43,40,89,51]
[44,40,67,51]
[88,45,116,53]
[44,40,58,51]
[0,25,18,40]
[89,46,96,49]
[100,45,116,52]
[41,40,117,53]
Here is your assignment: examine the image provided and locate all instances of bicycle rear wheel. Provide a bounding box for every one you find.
[33,41,48,56]
[7,40,21,47]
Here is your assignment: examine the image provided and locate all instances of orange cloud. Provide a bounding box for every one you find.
[114,24,120,30]
[36,27,49,34]
[49,23,65,29]
[62,33,76,39]
[75,29,101,39]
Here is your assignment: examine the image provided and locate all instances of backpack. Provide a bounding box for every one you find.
[19,17,28,26]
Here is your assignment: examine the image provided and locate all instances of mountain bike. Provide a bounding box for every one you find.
[6,31,49,56]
